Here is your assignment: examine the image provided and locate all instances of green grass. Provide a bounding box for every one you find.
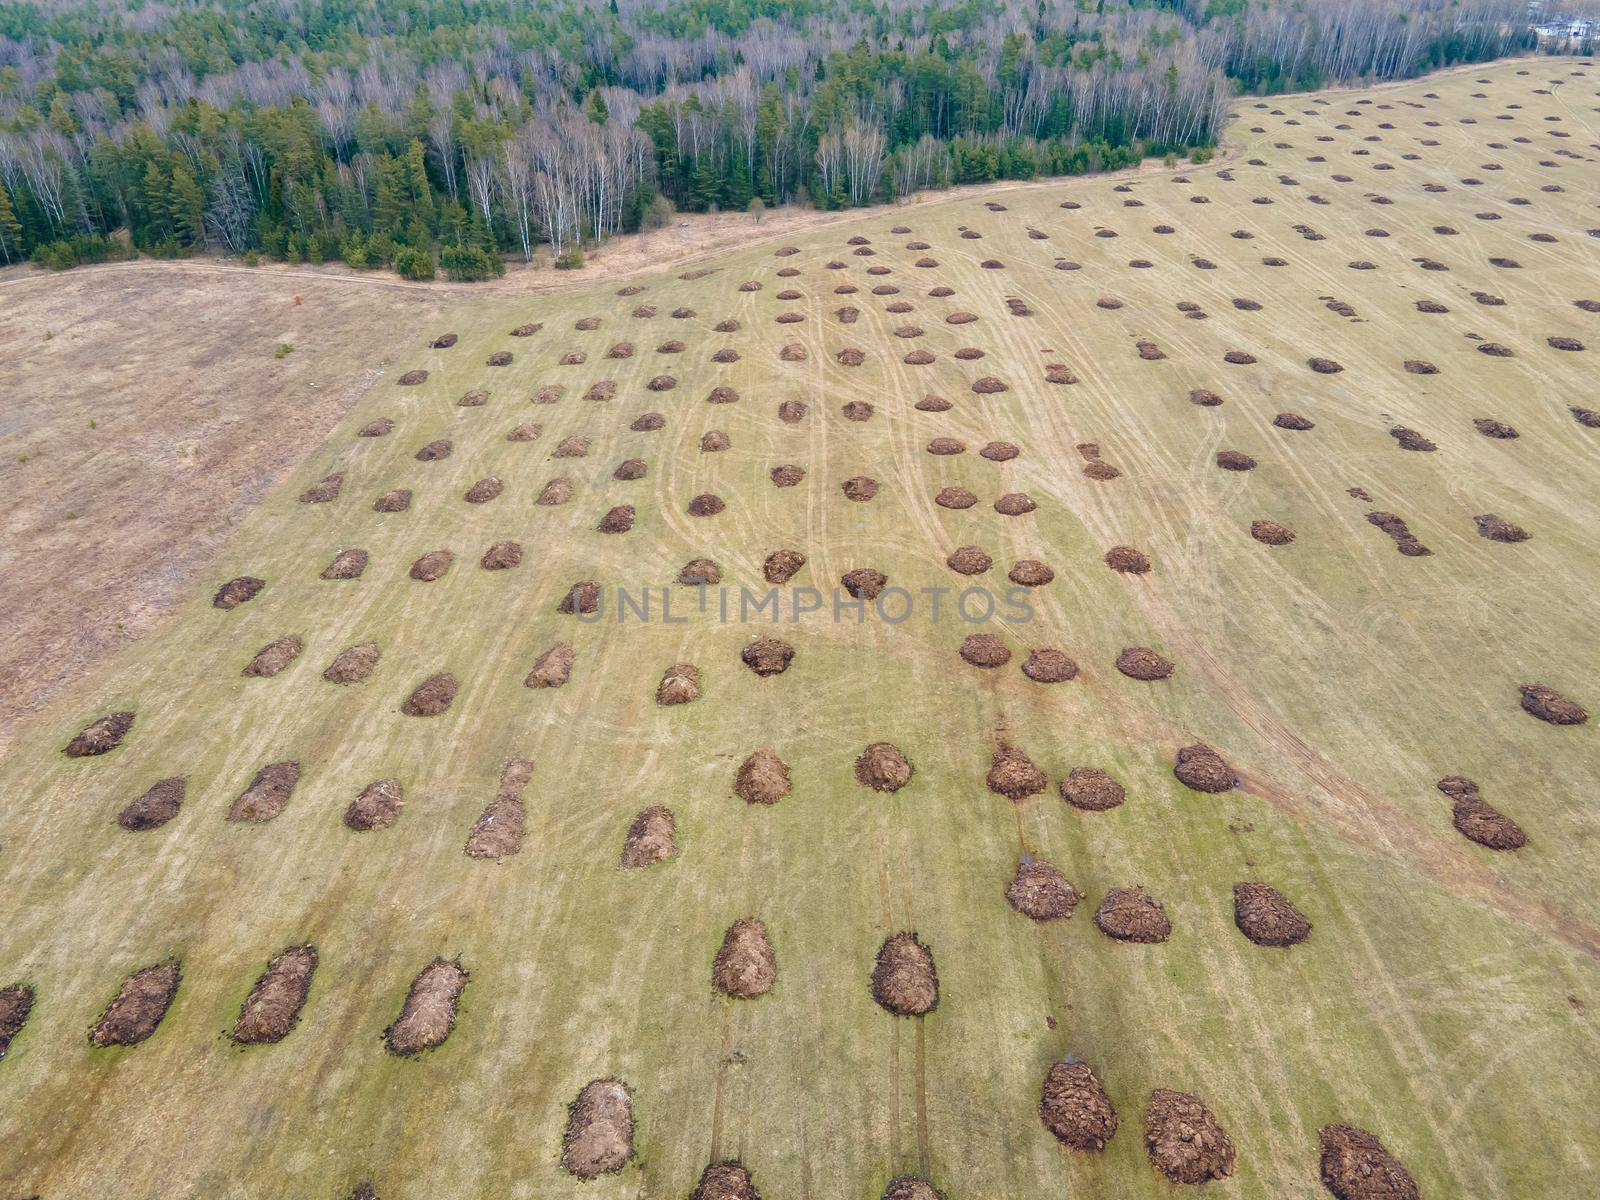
[2,59,1598,1200]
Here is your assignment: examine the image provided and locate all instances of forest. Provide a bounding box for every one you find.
[0,0,1547,276]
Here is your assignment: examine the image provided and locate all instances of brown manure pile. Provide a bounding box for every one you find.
[0,984,34,1058]
[679,557,722,586]
[214,576,265,609]
[1473,418,1518,439]
[842,568,888,600]
[770,464,806,487]
[561,1079,636,1180]
[526,643,575,688]
[961,633,1011,668]
[119,777,186,831]
[402,672,459,717]
[597,505,635,534]
[1473,513,1528,543]
[631,412,664,431]
[620,806,677,868]
[713,918,777,999]
[537,477,574,505]
[764,550,805,584]
[1403,360,1438,375]
[397,369,428,386]
[373,488,411,512]
[1389,426,1436,452]
[415,438,451,461]
[1173,743,1235,792]
[410,550,454,581]
[995,492,1036,515]
[657,663,701,706]
[988,744,1047,800]
[1437,776,1526,850]
[692,1161,759,1200]
[1145,1090,1235,1184]
[842,401,874,422]
[1217,450,1256,471]
[90,962,181,1047]
[299,473,343,503]
[1274,412,1315,430]
[244,636,302,678]
[1117,647,1174,681]
[936,486,978,509]
[1190,388,1223,407]
[741,638,795,677]
[736,748,791,805]
[430,333,457,348]
[1104,545,1150,574]
[872,932,939,1016]
[559,581,600,614]
[981,441,1019,461]
[1095,888,1170,942]
[232,945,317,1044]
[689,494,726,516]
[321,548,368,579]
[971,376,1008,394]
[947,546,992,575]
[1007,860,1080,920]
[1308,357,1344,373]
[228,761,301,822]
[1062,767,1125,811]
[1009,560,1054,586]
[324,642,379,684]
[464,477,503,503]
[1318,1124,1419,1200]
[1367,512,1430,557]
[883,1177,942,1200]
[344,779,404,831]
[385,958,468,1056]
[1040,1060,1118,1150]
[856,743,913,792]
[358,418,392,437]
[1233,882,1312,946]
[614,458,646,480]
[1251,520,1295,545]
[1572,407,1600,428]
[466,756,534,860]
[1519,682,1587,725]
[554,435,589,458]
[481,540,522,569]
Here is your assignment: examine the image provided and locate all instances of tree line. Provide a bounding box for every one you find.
[0,0,1546,275]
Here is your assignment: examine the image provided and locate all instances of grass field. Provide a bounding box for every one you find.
[2,57,1598,1200]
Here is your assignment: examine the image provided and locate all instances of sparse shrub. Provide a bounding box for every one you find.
[275,343,293,359]
[241,250,260,267]
[642,194,674,231]
[554,245,585,270]
[395,247,435,281]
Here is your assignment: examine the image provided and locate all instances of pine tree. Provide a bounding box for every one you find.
[170,163,207,246]
[0,181,23,264]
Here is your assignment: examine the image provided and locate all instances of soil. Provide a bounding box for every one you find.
[90,962,181,1047]
[995,493,1036,515]
[1251,520,1296,545]
[299,473,343,504]
[402,672,459,717]
[1519,683,1588,725]
[538,478,574,505]
[960,634,1012,668]
[526,642,576,689]
[764,550,805,584]
[481,540,523,569]
[1023,648,1078,682]
[988,744,1048,800]
[0,983,34,1059]
[597,506,635,534]
[1007,860,1081,920]
[1062,768,1126,812]
[1144,1090,1236,1184]
[227,761,302,822]
[1473,513,1529,543]
[324,642,379,684]
[871,932,939,1016]
[1217,450,1257,471]
[232,945,317,1044]
[1095,887,1172,942]
[619,806,677,868]
[1117,647,1175,681]
[344,778,404,831]
[692,1161,761,1200]
[118,776,186,831]
[410,550,454,582]
[1009,560,1054,587]
[1039,1060,1118,1151]
[855,743,913,792]
[1173,743,1237,792]
[464,477,503,504]
[689,494,727,516]
[947,546,993,575]
[1438,776,1527,850]
[936,487,978,509]
[385,958,469,1056]
[1104,546,1151,574]
[373,489,411,512]
[321,548,368,579]
[736,748,792,805]
[1274,412,1316,430]
[657,662,702,706]
[713,918,777,999]
[243,636,303,678]
[465,755,534,860]
[1233,882,1313,946]
[559,581,601,614]
[741,638,795,677]
[213,576,266,610]
[1318,1124,1420,1200]
[842,568,888,600]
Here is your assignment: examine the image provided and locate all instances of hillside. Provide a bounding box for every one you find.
[1,57,1597,1200]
